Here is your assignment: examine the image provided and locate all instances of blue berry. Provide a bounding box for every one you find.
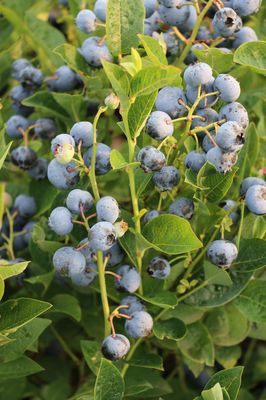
[71,262,97,286]
[75,9,96,33]
[18,66,43,89]
[96,196,120,223]
[125,311,153,339]
[207,240,238,268]
[219,102,249,130]
[138,146,166,173]
[35,118,56,139]
[153,166,180,192]
[147,256,171,279]
[186,78,218,109]
[145,0,157,18]
[231,0,262,16]
[79,37,113,68]
[158,3,190,27]
[70,121,93,147]
[246,185,266,215]
[6,115,29,139]
[232,27,258,48]
[178,5,197,33]
[51,134,75,155]
[10,85,34,116]
[158,0,183,6]
[240,177,266,197]
[101,334,130,361]
[66,189,94,214]
[155,87,187,119]
[49,207,73,235]
[115,265,141,293]
[28,158,48,180]
[215,121,245,152]
[53,246,86,277]
[103,243,124,267]
[11,59,32,80]
[185,151,206,172]
[14,194,37,218]
[185,43,205,65]
[119,296,145,316]
[78,238,96,262]
[144,11,161,36]
[83,143,111,175]
[214,74,241,102]
[47,159,80,189]
[146,111,174,141]
[191,108,219,133]
[89,221,117,251]
[220,200,238,223]
[169,197,194,220]
[202,134,216,153]
[143,210,161,224]
[197,26,212,41]
[47,66,80,92]
[11,146,37,170]
[94,0,107,21]
[23,221,37,245]
[212,7,242,38]
[184,63,213,87]
[206,147,238,173]
[153,31,179,57]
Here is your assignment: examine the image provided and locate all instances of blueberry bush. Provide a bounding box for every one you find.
[0,0,265,399]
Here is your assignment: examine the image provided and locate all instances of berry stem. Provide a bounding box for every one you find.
[97,250,111,336]
[236,200,245,249]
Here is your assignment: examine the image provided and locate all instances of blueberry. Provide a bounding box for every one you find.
[70,121,93,147]
[103,243,124,267]
[47,66,80,92]
[28,158,48,180]
[214,74,241,103]
[215,121,245,152]
[18,66,43,89]
[125,311,153,339]
[115,265,141,293]
[219,102,249,130]
[158,0,183,6]
[155,31,179,57]
[158,3,190,27]
[53,246,86,277]
[101,334,130,361]
[185,43,205,65]
[146,111,174,141]
[240,177,266,197]
[153,166,181,192]
[66,189,94,214]
[197,26,212,41]
[75,9,96,33]
[13,234,27,252]
[232,27,258,48]
[246,185,266,215]
[23,221,37,245]
[178,5,197,33]
[11,59,32,80]
[78,238,96,262]
[191,108,219,133]
[206,147,238,173]
[71,262,97,286]
[185,151,206,172]
[231,0,262,16]
[119,295,145,316]
[147,256,171,279]
[144,11,161,36]
[207,239,238,267]
[47,159,80,190]
[219,199,238,223]
[137,146,166,173]
[6,115,29,139]
[11,146,37,170]
[79,37,113,68]
[51,134,75,156]
[94,0,107,21]
[169,197,194,220]
[83,143,111,175]
[49,207,73,235]
[89,221,117,251]
[212,7,242,38]
[184,63,213,87]
[186,78,218,109]
[96,196,120,223]
[145,0,157,18]
[155,87,187,119]
[143,210,161,224]
[10,85,34,116]
[14,194,37,218]
[35,118,56,139]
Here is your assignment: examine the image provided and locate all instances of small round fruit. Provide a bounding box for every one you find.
[115,265,141,293]
[220,199,238,223]
[35,118,56,139]
[212,7,242,38]
[125,311,153,339]
[185,151,206,172]
[48,207,73,235]
[184,63,213,87]
[6,115,29,139]
[169,197,194,220]
[138,146,166,173]
[119,296,145,316]
[206,147,238,174]
[101,334,130,361]
[215,121,245,152]
[103,243,124,267]
[147,256,171,279]
[155,87,187,119]
[146,111,174,141]
[79,36,113,67]
[47,159,79,190]
[219,102,249,130]
[51,134,75,156]
[153,166,180,191]
[11,146,37,170]
[246,184,266,215]
[83,143,111,175]
[143,210,161,224]
[14,194,37,218]
[75,9,96,33]
[53,246,86,277]
[71,262,97,286]
[214,74,241,103]
[240,177,266,197]
[89,221,117,251]
[96,196,120,223]
[66,189,94,214]
[207,240,238,267]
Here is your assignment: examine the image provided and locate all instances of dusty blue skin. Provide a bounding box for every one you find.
[240,177,266,197]
[71,262,97,286]
[143,210,161,224]
[6,115,29,139]
[89,221,117,251]
[158,0,183,6]
[219,102,249,130]
[212,7,242,38]
[70,121,93,147]
[232,0,262,16]
[220,200,239,223]
[144,11,161,36]
[153,166,180,192]
[185,78,218,109]
[75,9,96,33]
[11,58,32,80]
[18,65,43,89]
[206,147,238,173]
[10,85,34,116]
[246,185,266,215]
[160,31,179,57]
[214,74,241,103]
[13,235,27,252]
[185,43,205,65]
[207,240,238,267]
[47,159,79,189]
[115,265,141,293]
[184,63,213,88]
[53,247,86,277]
[47,66,80,92]
[119,295,145,316]
[144,0,157,18]
[23,221,37,245]
[125,311,154,339]
[66,189,94,214]
[28,157,48,180]
[138,146,166,173]
[49,207,73,235]
[197,26,212,41]
[147,256,171,279]
[94,0,107,21]
[155,87,187,119]
[158,3,190,27]
[51,134,75,156]
[96,196,120,223]
[103,243,124,267]
[83,143,111,175]
[11,146,37,170]
[202,133,216,153]
[232,27,258,48]
[146,111,174,141]
[35,118,56,139]
[78,238,96,262]
[169,197,194,220]
[79,37,113,67]
[185,151,206,172]
[178,5,197,33]
[191,108,219,133]
[101,334,130,361]
[215,121,245,152]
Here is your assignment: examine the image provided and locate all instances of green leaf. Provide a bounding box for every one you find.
[0,356,43,380]
[138,34,167,65]
[53,43,90,77]
[202,383,224,400]
[204,262,232,287]
[23,91,70,120]
[94,359,125,400]
[194,47,234,73]
[127,91,157,139]
[0,278,4,302]
[110,149,128,169]
[0,141,12,170]
[138,288,177,309]
[25,270,55,293]
[204,366,244,400]
[0,261,29,280]
[102,61,130,111]
[142,214,202,254]
[0,183,5,230]
[81,340,102,376]
[135,168,153,196]
[106,0,145,56]
[232,239,266,272]
[215,346,241,369]
[0,298,52,334]
[234,279,266,323]
[51,294,81,322]
[129,352,164,370]
[153,318,187,341]
[234,41,266,76]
